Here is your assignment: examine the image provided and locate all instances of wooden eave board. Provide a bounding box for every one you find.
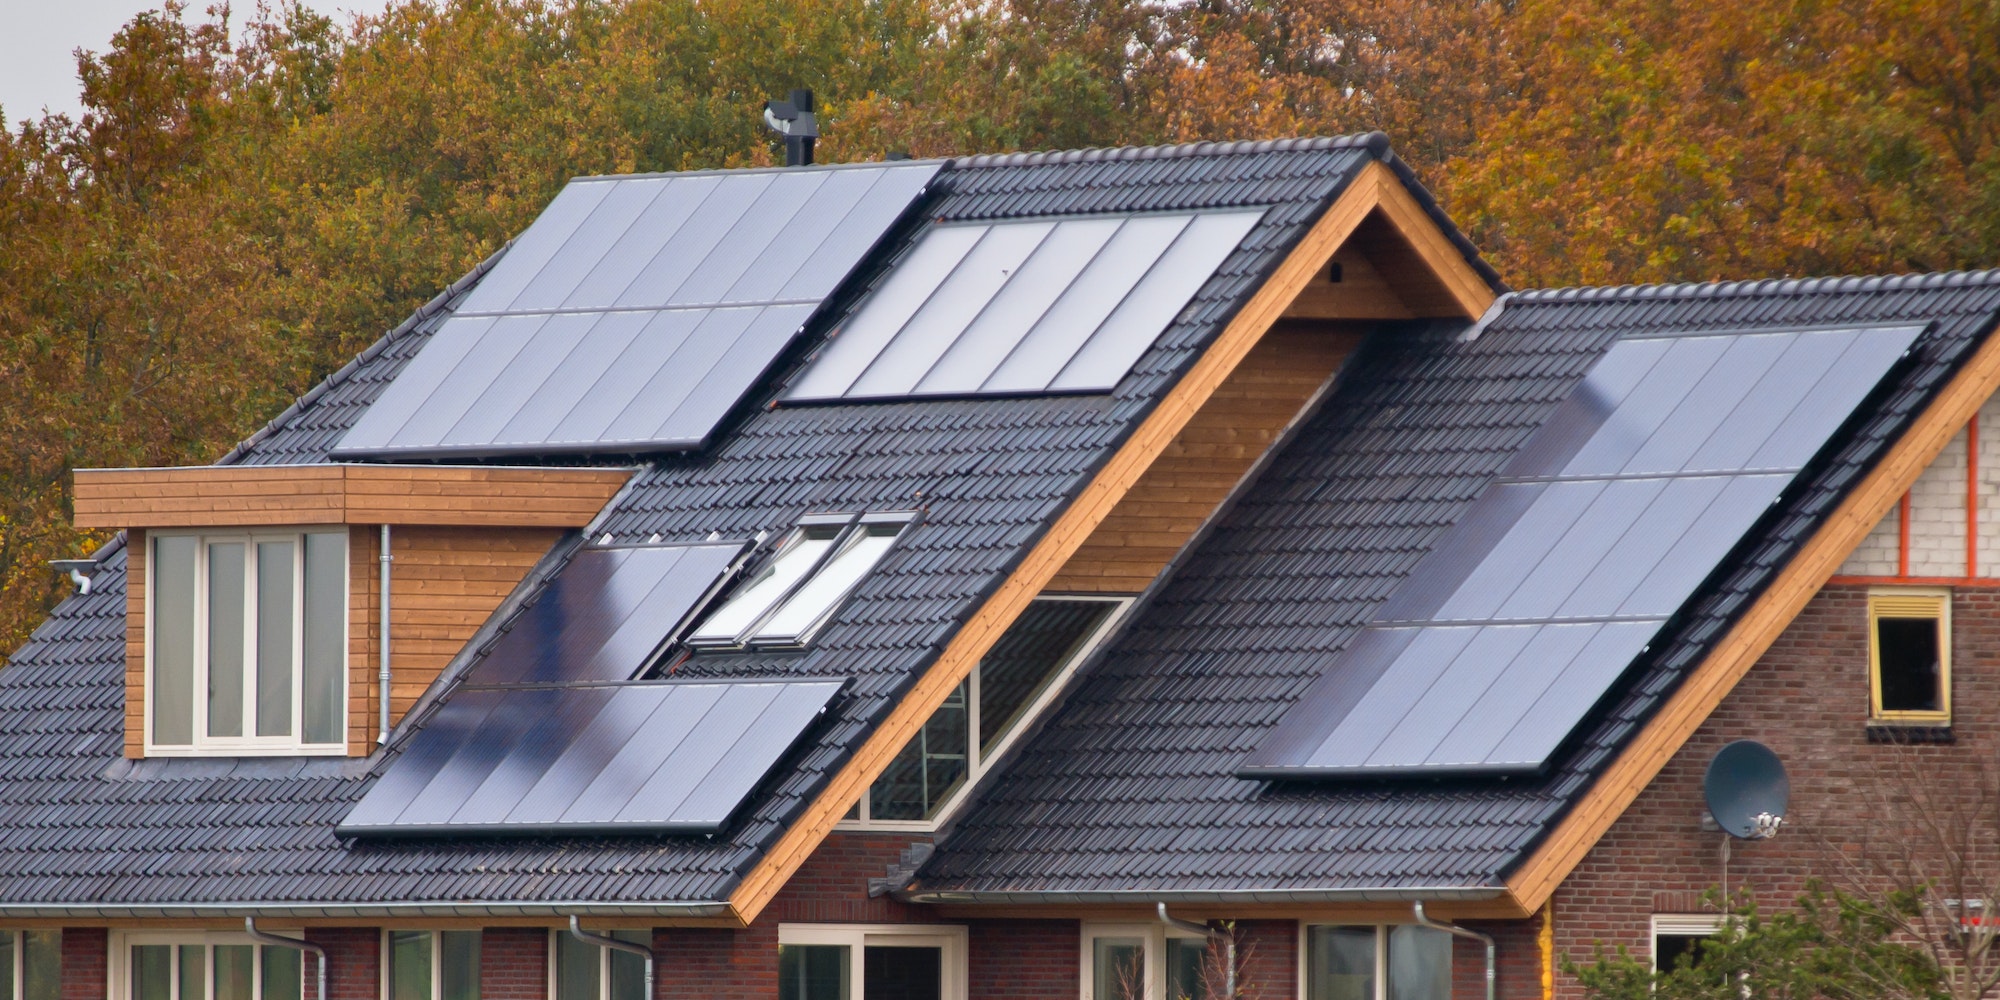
[72,464,631,529]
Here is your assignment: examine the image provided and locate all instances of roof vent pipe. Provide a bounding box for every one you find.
[569,916,654,999]
[244,918,328,1000]
[1412,902,1494,1000]
[1157,903,1235,998]
[763,88,819,166]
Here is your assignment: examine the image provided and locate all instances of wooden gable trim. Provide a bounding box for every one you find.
[73,464,630,530]
[725,159,1495,926]
[1502,318,2000,916]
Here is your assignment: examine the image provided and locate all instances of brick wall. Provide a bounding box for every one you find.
[1840,397,2000,576]
[656,924,777,1000]
[1232,920,1296,1000]
[1551,583,2000,997]
[967,919,1077,999]
[59,929,106,1000]
[305,928,379,1000]
[483,928,548,1000]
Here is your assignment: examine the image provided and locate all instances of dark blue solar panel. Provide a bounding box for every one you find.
[333,161,940,459]
[1241,324,1924,779]
[337,679,844,836]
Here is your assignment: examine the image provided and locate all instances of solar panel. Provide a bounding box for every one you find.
[333,161,940,459]
[784,209,1264,401]
[463,542,744,686]
[1240,324,1925,779]
[337,678,844,836]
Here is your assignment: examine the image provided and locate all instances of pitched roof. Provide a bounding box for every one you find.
[912,272,2000,901]
[0,135,1412,913]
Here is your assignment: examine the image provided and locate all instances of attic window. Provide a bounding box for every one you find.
[1869,588,1950,725]
[686,513,913,649]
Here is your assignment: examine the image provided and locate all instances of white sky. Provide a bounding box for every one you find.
[0,0,397,128]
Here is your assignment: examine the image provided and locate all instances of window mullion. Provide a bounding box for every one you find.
[192,539,211,749]
[1377,927,1388,1000]
[292,536,306,748]
[968,666,983,777]
[243,540,260,745]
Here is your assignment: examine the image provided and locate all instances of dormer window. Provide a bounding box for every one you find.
[147,529,348,755]
[687,513,912,650]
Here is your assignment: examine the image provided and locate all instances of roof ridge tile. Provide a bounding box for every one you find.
[1513,268,2000,304]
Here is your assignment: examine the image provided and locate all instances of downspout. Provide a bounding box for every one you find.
[1413,902,1494,1000]
[1158,903,1235,998]
[570,915,654,1000]
[379,524,392,743]
[244,918,328,1000]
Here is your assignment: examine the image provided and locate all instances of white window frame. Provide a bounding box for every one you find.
[109,929,308,1000]
[144,527,349,756]
[1079,922,1211,1000]
[777,923,968,1000]
[0,929,59,1000]
[1296,923,1455,1000]
[1650,914,1724,972]
[545,928,651,1000]
[688,512,916,650]
[841,594,1134,832]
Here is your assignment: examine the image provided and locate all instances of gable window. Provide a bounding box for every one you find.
[1302,925,1451,1000]
[0,930,60,1000]
[552,929,648,1000]
[1868,588,1950,725]
[846,596,1131,827]
[387,932,478,1000]
[147,529,348,754]
[687,513,913,649]
[1080,923,1216,1000]
[778,924,967,1000]
[116,933,303,1000]
[1651,915,1721,973]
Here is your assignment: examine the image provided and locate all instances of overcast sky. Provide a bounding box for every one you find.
[0,0,396,128]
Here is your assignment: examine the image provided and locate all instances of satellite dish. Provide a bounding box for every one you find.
[1704,740,1790,839]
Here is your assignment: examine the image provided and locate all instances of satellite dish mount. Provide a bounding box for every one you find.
[1703,739,1791,898]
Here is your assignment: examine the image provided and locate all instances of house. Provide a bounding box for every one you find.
[4,129,2000,1000]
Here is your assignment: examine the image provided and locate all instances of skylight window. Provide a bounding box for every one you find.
[686,512,913,649]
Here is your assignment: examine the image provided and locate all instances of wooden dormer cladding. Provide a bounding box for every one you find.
[82,465,632,758]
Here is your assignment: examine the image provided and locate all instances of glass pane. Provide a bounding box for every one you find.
[1092,938,1145,1000]
[256,541,296,738]
[869,682,968,821]
[555,931,599,1000]
[22,930,60,1000]
[979,600,1115,753]
[389,931,432,1000]
[152,534,199,746]
[778,944,850,1000]
[755,529,899,643]
[1307,927,1376,1000]
[1387,926,1451,1000]
[1654,934,1710,972]
[864,945,941,1000]
[302,532,348,744]
[1166,938,1210,1000]
[689,532,837,644]
[131,946,172,1000]
[1877,616,1943,712]
[0,932,12,1000]
[261,947,301,1000]
[179,946,205,1000]
[439,932,480,1000]
[608,931,648,1000]
[213,945,253,1000]
[207,542,247,738]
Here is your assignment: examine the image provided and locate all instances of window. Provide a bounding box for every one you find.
[1868,588,1950,724]
[552,929,648,1000]
[1302,925,1452,1000]
[687,513,913,649]
[386,932,478,1000]
[148,529,348,754]
[115,933,303,1000]
[778,924,967,1000]
[846,596,1131,827]
[1080,924,1216,1000]
[1651,915,1722,973]
[0,930,60,1000]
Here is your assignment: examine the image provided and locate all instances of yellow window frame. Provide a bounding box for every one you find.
[1867,587,1952,724]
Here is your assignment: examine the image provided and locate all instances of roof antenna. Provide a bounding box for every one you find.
[764,89,818,166]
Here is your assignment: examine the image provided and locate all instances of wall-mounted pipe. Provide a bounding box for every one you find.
[569,915,654,1000]
[379,524,392,743]
[1413,902,1494,1000]
[1158,903,1236,998]
[244,918,328,1000]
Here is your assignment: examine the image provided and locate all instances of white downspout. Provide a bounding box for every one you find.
[1158,903,1236,997]
[1413,902,1494,1000]
[379,524,392,743]
[244,918,328,1000]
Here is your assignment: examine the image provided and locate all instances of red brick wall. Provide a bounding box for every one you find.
[767,832,936,924]
[656,924,777,1000]
[304,928,380,1000]
[967,919,1077,999]
[1552,584,2000,997]
[1233,919,1296,1000]
[59,929,106,1000]
[482,927,548,1000]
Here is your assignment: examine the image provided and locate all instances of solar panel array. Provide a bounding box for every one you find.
[333,162,940,459]
[1240,324,1925,779]
[338,679,844,836]
[785,210,1264,401]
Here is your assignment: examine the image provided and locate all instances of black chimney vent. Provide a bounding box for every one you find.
[763,88,819,166]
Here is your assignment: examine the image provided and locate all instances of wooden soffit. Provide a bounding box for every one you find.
[73,464,631,530]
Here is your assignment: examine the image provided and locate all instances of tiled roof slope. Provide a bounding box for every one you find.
[0,136,1404,911]
[916,272,2000,898]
